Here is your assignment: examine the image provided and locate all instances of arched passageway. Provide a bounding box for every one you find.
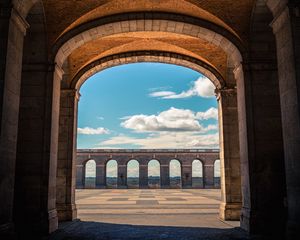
[106,160,118,188]
[169,160,182,188]
[214,160,220,188]
[148,160,161,188]
[84,160,96,188]
[127,160,139,188]
[192,160,203,188]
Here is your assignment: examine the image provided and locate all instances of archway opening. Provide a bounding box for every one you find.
[74,62,222,229]
[148,160,161,188]
[214,160,220,188]
[106,160,118,188]
[127,160,139,188]
[169,159,182,188]
[85,160,96,188]
[192,160,203,188]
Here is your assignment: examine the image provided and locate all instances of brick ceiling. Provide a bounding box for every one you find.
[39,0,255,86]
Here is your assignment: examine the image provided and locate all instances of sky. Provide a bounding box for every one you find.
[77,62,220,177]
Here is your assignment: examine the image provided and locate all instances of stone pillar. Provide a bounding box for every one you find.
[236,59,286,236]
[76,165,84,189]
[160,164,170,188]
[217,88,242,220]
[14,63,61,236]
[139,165,148,188]
[96,164,106,188]
[0,7,28,238]
[56,89,79,221]
[270,2,300,238]
[12,1,62,235]
[117,165,127,188]
[203,164,214,188]
[182,164,192,188]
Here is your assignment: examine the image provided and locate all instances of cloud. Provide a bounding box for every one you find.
[149,91,176,97]
[78,127,110,135]
[149,77,215,99]
[196,107,218,120]
[97,116,104,120]
[121,107,218,132]
[97,132,219,149]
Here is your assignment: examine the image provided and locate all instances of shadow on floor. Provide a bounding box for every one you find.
[49,220,250,240]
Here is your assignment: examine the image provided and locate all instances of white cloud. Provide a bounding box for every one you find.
[196,107,218,120]
[149,77,215,99]
[121,107,218,132]
[97,132,219,149]
[78,127,110,135]
[149,91,176,97]
[97,116,104,120]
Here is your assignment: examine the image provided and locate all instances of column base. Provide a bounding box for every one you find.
[48,209,59,234]
[240,206,250,232]
[219,202,241,221]
[56,203,77,222]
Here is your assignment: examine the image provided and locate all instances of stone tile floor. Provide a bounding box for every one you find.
[49,189,251,240]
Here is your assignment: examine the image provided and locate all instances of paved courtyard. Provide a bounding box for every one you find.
[50,189,249,240]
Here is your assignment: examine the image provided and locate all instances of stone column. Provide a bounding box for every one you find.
[11,3,61,235]
[217,88,242,220]
[117,164,127,188]
[270,2,300,238]
[160,164,170,188]
[56,89,79,221]
[0,7,28,237]
[96,164,106,188]
[139,164,148,188]
[203,164,214,188]
[236,58,286,236]
[76,165,84,189]
[182,164,192,188]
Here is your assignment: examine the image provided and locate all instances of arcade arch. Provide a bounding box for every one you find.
[106,160,118,188]
[127,160,139,188]
[84,159,96,188]
[192,160,203,188]
[169,160,182,188]
[148,160,161,188]
[214,160,220,188]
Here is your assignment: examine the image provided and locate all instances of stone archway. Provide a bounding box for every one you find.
[54,14,243,227]
[1,0,298,238]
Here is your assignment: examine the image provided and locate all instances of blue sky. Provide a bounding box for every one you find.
[77,62,219,150]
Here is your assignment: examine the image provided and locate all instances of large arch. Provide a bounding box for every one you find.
[72,51,225,90]
[55,11,243,225]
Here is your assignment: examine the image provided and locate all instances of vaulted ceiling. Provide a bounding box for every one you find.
[35,0,257,86]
